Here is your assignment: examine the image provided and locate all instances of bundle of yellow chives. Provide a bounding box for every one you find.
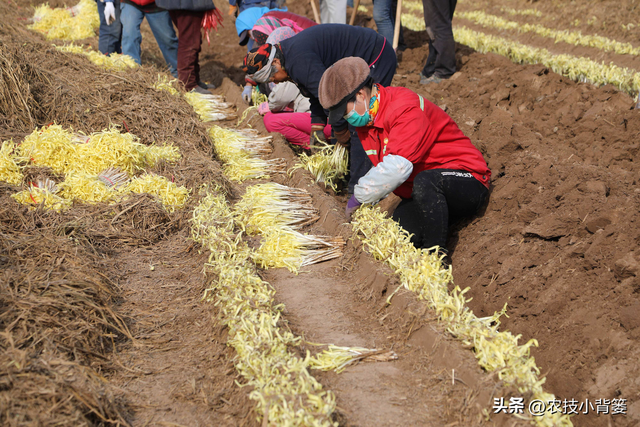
[292,143,348,191]
[59,172,120,203]
[56,44,138,71]
[252,226,344,274]
[234,183,319,234]
[18,125,180,176]
[29,0,99,41]
[184,92,236,122]
[124,174,190,212]
[12,184,72,212]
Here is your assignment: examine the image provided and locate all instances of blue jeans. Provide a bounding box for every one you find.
[120,2,178,77]
[96,0,122,55]
[373,0,404,48]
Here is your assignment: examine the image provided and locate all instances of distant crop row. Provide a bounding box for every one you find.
[401,9,640,99]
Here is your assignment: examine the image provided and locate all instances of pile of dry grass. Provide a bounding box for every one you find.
[0,190,131,425]
[0,1,235,423]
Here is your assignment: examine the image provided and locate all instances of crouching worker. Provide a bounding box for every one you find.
[318,57,491,252]
[258,81,332,148]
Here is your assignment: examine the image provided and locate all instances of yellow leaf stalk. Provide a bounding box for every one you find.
[124,174,190,212]
[184,92,237,122]
[29,0,99,41]
[153,74,179,95]
[56,44,138,71]
[457,10,640,57]
[234,183,319,234]
[309,345,398,373]
[11,184,71,212]
[191,191,337,426]
[291,143,348,191]
[253,226,344,274]
[0,141,23,185]
[351,206,572,427]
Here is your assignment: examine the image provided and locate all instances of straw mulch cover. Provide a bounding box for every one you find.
[0,183,132,425]
[0,2,229,423]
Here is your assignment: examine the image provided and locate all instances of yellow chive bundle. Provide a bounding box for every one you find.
[123,174,190,212]
[56,44,138,71]
[59,172,121,203]
[184,92,237,122]
[11,184,72,212]
[191,191,337,426]
[252,226,344,274]
[0,141,23,185]
[292,143,348,191]
[351,207,572,427]
[208,125,284,182]
[29,0,99,41]
[18,125,180,176]
[13,125,185,210]
[234,183,320,234]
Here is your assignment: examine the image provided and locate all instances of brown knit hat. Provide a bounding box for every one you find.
[319,57,371,124]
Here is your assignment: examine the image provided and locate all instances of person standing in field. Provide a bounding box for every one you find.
[119,0,179,77]
[319,57,490,253]
[319,0,347,23]
[97,0,122,55]
[420,0,457,84]
[155,0,218,93]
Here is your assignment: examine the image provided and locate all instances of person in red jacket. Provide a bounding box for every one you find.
[318,57,490,252]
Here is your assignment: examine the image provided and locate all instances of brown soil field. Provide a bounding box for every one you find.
[2,0,640,426]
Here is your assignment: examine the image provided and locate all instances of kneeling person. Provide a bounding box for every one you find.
[318,57,491,252]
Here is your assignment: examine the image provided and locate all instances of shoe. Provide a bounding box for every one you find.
[420,73,443,85]
[197,81,215,90]
[190,86,210,95]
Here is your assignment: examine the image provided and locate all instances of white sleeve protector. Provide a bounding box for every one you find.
[354,154,413,204]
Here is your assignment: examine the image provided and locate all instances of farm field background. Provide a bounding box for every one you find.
[1,0,639,426]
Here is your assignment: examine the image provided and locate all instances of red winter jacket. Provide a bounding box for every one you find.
[357,85,491,199]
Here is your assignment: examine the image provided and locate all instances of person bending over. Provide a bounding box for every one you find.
[319,57,490,252]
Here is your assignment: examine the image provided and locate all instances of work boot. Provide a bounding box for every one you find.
[420,73,443,85]
[197,81,215,90]
[191,86,210,95]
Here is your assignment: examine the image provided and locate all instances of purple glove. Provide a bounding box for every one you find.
[345,195,362,218]
[258,102,270,115]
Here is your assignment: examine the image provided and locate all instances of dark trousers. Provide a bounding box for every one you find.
[169,10,204,91]
[392,169,488,250]
[347,40,398,193]
[96,0,122,55]
[421,0,457,78]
